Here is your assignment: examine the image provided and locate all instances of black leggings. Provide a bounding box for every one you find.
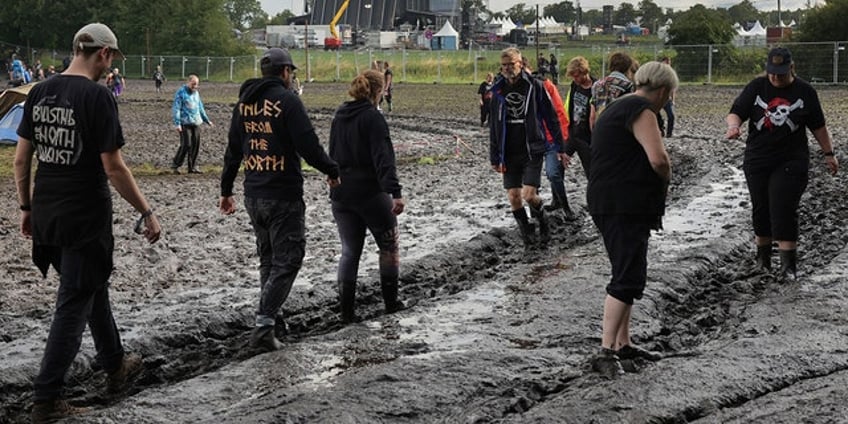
[332,193,399,285]
[744,160,808,242]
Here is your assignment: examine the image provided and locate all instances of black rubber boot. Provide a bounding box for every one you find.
[250,326,283,352]
[381,277,405,314]
[779,249,797,280]
[339,281,358,323]
[512,208,536,247]
[755,244,772,271]
[529,203,550,246]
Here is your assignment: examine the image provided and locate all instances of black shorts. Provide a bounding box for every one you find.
[503,154,543,189]
[592,214,655,305]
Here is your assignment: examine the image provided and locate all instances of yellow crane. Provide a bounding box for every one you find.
[324,0,350,50]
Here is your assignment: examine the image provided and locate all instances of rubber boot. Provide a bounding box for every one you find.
[779,249,797,280]
[755,244,772,271]
[512,208,536,247]
[381,277,405,314]
[529,203,551,246]
[339,281,358,323]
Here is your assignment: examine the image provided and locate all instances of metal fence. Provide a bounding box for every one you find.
[6,40,848,85]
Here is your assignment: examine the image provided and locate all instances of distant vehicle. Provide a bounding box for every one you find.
[508,29,528,46]
[324,0,350,50]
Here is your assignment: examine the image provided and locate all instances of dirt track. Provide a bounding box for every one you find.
[1,80,848,423]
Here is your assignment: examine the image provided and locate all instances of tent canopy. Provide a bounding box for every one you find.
[434,20,458,37]
[0,102,24,145]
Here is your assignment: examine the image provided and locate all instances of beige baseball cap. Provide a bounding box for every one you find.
[73,23,124,60]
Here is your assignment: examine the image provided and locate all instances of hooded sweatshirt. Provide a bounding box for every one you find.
[221,76,338,200]
[328,98,402,203]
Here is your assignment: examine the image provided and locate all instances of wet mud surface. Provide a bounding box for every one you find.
[1,81,848,423]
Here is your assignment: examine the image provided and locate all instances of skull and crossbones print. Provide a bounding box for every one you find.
[754,95,804,131]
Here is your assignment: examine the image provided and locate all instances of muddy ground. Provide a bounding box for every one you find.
[1,79,848,423]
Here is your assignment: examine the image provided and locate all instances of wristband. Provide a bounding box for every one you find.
[134,209,153,234]
[20,204,31,211]
[141,208,154,218]
[823,151,835,157]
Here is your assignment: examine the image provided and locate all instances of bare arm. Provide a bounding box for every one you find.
[101,149,161,242]
[589,104,597,131]
[725,112,743,139]
[633,109,671,182]
[13,137,34,237]
[811,125,839,175]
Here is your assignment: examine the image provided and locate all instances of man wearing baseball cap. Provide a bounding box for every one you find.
[220,48,339,352]
[726,46,839,280]
[16,22,158,423]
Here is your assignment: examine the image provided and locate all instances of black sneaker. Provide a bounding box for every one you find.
[591,348,625,379]
[617,344,663,361]
[250,326,283,352]
[107,353,143,393]
[31,399,89,424]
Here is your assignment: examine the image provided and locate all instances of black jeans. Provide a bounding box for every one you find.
[244,197,306,327]
[569,137,592,177]
[34,242,124,402]
[331,193,399,286]
[592,214,654,305]
[171,124,201,171]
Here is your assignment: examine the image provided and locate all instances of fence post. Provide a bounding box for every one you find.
[206,57,210,81]
[253,55,258,78]
[336,49,340,81]
[181,56,187,79]
[229,57,235,82]
[474,47,478,83]
[402,47,406,82]
[140,56,145,79]
[438,50,442,83]
[834,42,842,84]
[707,45,713,84]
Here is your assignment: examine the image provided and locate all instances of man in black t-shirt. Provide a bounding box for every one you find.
[562,56,597,177]
[15,23,161,423]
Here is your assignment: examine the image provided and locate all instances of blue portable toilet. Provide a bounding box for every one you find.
[431,20,459,50]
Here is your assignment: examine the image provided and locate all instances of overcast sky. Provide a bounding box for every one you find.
[260,0,817,18]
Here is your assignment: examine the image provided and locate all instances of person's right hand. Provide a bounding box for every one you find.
[20,211,32,238]
[175,125,182,133]
[327,176,341,188]
[726,125,741,140]
[219,195,236,215]
[142,214,162,243]
[492,164,506,173]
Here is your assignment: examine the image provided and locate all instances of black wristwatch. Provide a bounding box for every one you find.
[823,151,835,157]
[20,204,31,211]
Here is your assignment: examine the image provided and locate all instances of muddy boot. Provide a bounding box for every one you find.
[529,204,551,246]
[543,197,562,212]
[339,281,359,324]
[591,347,625,379]
[31,399,89,424]
[512,208,536,248]
[381,277,406,314]
[779,249,797,281]
[755,244,772,272]
[250,325,283,352]
[106,353,143,394]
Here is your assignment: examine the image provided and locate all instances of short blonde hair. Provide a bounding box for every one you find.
[566,56,590,76]
[633,61,679,93]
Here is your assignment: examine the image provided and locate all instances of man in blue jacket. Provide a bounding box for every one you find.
[489,47,566,248]
[171,74,212,174]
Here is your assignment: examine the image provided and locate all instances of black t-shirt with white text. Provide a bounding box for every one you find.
[17,74,124,248]
[502,78,530,157]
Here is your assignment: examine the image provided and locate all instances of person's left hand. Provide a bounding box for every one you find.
[391,197,405,215]
[558,153,571,167]
[327,176,341,188]
[825,155,839,175]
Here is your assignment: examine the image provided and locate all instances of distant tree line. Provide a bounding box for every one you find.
[0,0,297,56]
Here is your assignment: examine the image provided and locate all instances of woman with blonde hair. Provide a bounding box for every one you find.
[329,69,407,323]
[588,61,677,378]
